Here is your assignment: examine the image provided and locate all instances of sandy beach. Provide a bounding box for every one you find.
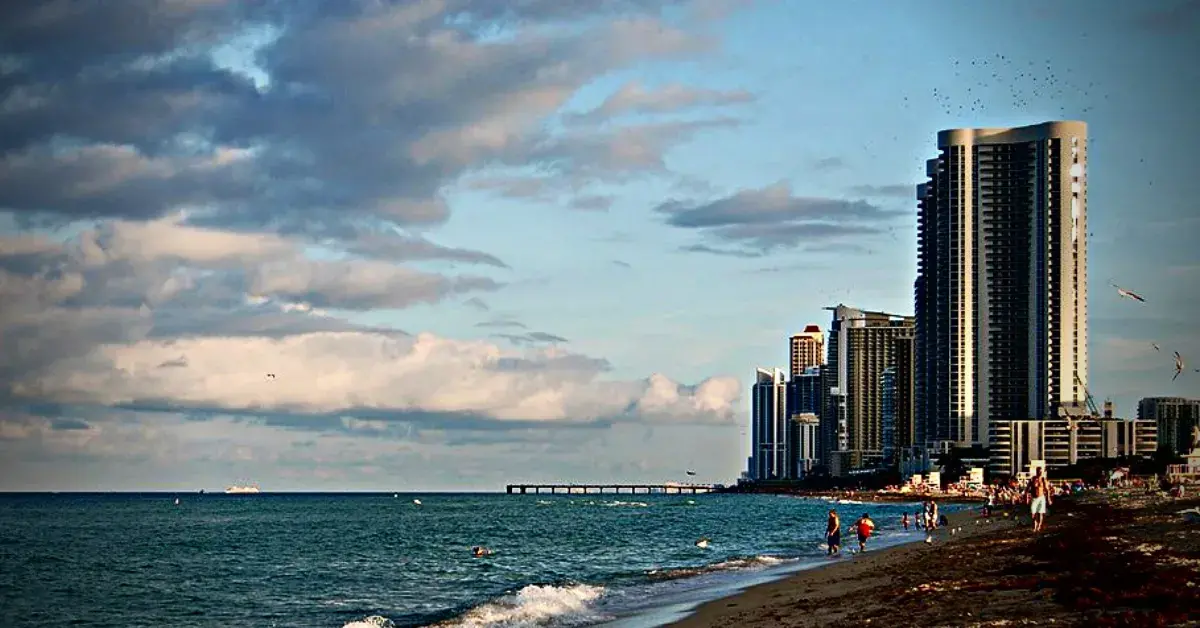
[669,490,1200,627]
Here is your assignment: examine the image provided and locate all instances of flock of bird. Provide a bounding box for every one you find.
[915,54,1108,119]
[1110,281,1195,382]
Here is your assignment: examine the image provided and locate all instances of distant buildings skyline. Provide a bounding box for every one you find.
[745,119,1180,480]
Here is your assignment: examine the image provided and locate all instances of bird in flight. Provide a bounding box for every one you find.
[1110,281,1146,303]
[1152,343,1161,351]
[1174,352,1185,382]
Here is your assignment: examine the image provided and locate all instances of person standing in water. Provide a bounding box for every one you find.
[902,512,909,531]
[1029,467,1053,532]
[854,513,876,552]
[826,509,841,555]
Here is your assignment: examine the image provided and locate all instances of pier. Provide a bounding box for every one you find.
[505,483,720,495]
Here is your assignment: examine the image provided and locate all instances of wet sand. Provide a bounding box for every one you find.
[669,490,1200,627]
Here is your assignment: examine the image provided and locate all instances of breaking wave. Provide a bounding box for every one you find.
[435,584,607,627]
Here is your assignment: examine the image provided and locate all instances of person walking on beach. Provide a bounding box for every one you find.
[1029,467,1052,532]
[826,509,842,555]
[854,513,876,552]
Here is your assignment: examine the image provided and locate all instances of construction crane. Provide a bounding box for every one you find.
[1059,371,1102,434]
[1075,372,1101,418]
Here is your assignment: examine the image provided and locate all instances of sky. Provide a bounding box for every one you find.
[0,0,1198,491]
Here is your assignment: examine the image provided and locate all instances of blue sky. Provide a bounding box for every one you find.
[0,0,1197,490]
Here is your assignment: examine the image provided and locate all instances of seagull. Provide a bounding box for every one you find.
[695,537,711,549]
[1175,352,1185,382]
[685,470,697,476]
[413,499,422,506]
[1110,281,1146,303]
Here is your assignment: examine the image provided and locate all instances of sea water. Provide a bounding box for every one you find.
[0,493,937,627]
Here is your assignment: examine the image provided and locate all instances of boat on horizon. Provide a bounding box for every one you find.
[224,484,261,494]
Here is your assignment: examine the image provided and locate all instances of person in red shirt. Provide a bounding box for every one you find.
[854,513,876,552]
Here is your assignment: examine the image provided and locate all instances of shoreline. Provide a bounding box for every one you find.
[650,506,995,628]
[594,499,978,628]
[663,490,1200,627]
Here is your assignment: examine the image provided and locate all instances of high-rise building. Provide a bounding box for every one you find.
[916,121,1089,455]
[892,332,917,460]
[1138,397,1200,455]
[789,325,825,377]
[824,305,915,474]
[749,368,788,480]
[787,365,824,474]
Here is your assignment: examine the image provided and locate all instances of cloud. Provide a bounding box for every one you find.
[0,0,729,241]
[571,195,617,212]
[567,81,753,123]
[658,181,899,254]
[494,331,570,345]
[847,184,915,199]
[811,157,846,171]
[462,297,490,312]
[7,332,740,425]
[475,319,527,330]
[0,1,752,486]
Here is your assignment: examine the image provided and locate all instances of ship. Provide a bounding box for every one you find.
[224,484,261,494]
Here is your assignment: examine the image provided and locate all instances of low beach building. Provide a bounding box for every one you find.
[989,418,1157,476]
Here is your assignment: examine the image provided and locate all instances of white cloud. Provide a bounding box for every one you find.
[13,331,740,424]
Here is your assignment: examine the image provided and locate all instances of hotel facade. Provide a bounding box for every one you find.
[915,121,1090,458]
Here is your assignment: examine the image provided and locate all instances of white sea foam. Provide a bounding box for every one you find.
[645,555,796,581]
[342,616,395,628]
[440,584,607,627]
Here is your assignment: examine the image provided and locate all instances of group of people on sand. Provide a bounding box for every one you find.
[824,509,875,555]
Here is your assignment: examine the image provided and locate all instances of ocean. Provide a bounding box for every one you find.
[0,492,937,627]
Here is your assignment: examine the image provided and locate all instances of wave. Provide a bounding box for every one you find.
[564,499,649,508]
[342,616,395,628]
[645,554,795,581]
[434,583,607,627]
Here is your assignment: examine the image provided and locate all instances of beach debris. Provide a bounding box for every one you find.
[1174,352,1185,381]
[266,373,276,379]
[1110,281,1146,303]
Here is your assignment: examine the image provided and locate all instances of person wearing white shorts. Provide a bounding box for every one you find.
[1027,468,1052,532]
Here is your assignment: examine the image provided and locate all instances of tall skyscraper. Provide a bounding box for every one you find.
[789,325,825,377]
[916,121,1089,455]
[749,367,788,480]
[824,305,915,474]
